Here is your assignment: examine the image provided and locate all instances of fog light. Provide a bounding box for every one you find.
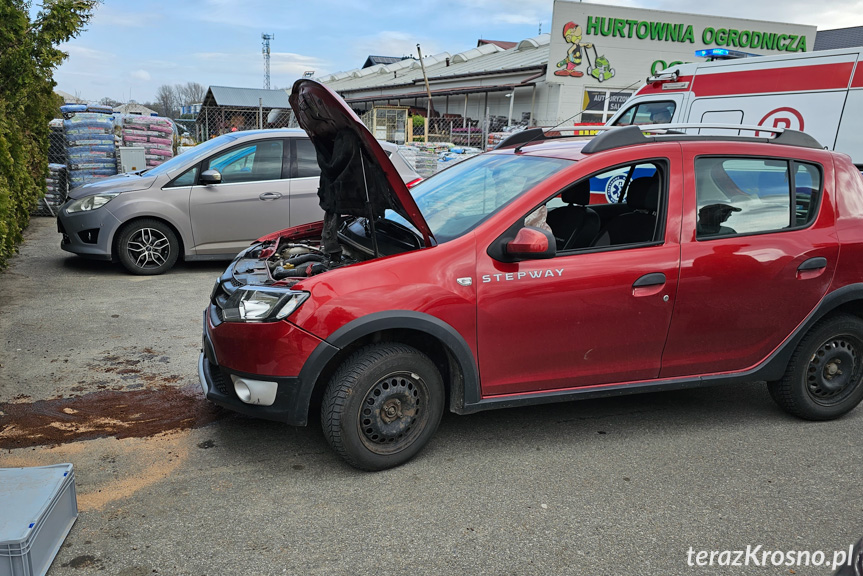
[234,380,251,403]
[230,375,278,406]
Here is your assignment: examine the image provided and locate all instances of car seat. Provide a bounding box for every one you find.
[591,175,660,246]
[546,180,600,250]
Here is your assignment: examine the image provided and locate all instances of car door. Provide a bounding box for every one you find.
[289,137,323,227]
[660,146,839,377]
[189,138,291,255]
[475,147,683,397]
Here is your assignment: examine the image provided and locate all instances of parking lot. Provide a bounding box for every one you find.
[1,217,862,575]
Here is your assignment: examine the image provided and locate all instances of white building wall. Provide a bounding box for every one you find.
[546,0,816,125]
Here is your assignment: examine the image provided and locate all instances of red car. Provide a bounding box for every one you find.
[200,79,863,470]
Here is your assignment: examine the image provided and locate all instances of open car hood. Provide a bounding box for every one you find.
[289,79,434,246]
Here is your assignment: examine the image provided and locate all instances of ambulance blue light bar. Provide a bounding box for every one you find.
[695,48,761,60]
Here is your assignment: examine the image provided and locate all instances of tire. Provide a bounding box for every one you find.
[321,343,444,471]
[768,314,863,420]
[116,219,179,275]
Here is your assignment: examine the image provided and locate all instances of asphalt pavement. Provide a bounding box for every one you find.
[1,217,861,575]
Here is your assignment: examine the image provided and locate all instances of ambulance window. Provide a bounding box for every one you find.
[614,101,676,126]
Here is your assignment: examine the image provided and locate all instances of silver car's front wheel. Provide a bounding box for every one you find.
[116,218,179,275]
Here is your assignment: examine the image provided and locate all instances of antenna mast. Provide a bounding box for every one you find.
[262,33,274,89]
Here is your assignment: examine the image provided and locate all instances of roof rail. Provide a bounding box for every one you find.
[496,127,546,149]
[581,123,824,154]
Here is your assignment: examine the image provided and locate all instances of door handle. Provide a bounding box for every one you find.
[633,272,666,288]
[797,257,827,280]
[259,192,282,200]
[798,257,827,271]
[632,272,667,297]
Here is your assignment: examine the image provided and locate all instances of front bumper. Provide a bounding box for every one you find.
[198,347,305,424]
[200,305,337,426]
[57,203,121,260]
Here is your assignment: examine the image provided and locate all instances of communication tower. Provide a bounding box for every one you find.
[262,33,274,89]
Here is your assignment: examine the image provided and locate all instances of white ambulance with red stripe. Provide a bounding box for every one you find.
[607,47,863,167]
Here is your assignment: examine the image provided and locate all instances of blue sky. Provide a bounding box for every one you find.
[41,0,863,104]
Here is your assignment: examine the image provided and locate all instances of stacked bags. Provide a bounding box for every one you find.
[120,116,174,167]
[43,164,68,213]
[61,105,117,188]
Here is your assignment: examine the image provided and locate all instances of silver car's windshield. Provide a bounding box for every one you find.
[388,154,572,243]
[143,134,240,177]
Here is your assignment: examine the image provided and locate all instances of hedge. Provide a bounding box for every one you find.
[0,0,96,269]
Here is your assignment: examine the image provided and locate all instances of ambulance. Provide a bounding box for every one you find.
[606,47,863,167]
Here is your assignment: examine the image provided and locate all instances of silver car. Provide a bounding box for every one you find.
[56,129,421,274]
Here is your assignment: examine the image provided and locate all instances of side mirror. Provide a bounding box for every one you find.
[504,227,556,260]
[200,169,222,185]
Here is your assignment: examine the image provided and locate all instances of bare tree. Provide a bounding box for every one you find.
[99,96,121,107]
[154,84,179,118]
[175,82,206,106]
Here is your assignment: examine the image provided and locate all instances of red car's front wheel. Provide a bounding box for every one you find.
[321,343,444,471]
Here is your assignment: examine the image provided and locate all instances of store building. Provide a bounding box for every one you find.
[319,1,815,132]
[547,1,815,125]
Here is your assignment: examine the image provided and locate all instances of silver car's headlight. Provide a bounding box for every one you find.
[223,287,309,322]
[65,193,119,213]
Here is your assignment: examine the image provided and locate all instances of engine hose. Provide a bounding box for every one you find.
[285,253,326,266]
[272,262,328,279]
[282,243,324,254]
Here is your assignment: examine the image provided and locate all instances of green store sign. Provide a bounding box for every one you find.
[585,16,808,52]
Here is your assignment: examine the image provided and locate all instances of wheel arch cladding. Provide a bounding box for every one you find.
[297,311,479,424]
[114,216,186,261]
[753,283,863,383]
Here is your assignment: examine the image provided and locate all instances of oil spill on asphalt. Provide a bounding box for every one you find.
[0,385,227,449]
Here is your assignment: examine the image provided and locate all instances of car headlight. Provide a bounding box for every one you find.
[222,287,309,322]
[65,193,119,213]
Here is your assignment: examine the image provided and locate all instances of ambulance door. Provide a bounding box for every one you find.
[835,65,863,166]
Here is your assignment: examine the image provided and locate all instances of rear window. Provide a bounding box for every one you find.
[694,157,822,238]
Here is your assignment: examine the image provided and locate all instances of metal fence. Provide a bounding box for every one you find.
[36,109,180,217]
[193,106,298,141]
[35,104,504,217]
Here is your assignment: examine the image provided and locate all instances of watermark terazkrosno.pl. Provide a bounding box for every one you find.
[687,545,856,570]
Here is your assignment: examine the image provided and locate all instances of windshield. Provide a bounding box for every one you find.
[389,154,572,243]
[143,134,239,177]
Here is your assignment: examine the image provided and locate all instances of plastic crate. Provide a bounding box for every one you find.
[0,464,78,576]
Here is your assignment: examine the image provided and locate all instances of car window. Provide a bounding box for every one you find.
[614,101,676,126]
[166,166,198,188]
[295,138,320,178]
[536,161,665,251]
[695,157,821,238]
[206,140,285,184]
[794,163,822,226]
[145,133,238,177]
[386,154,571,243]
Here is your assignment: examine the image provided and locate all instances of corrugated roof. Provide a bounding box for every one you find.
[320,34,550,99]
[203,86,291,108]
[54,89,87,104]
[113,102,158,115]
[815,27,863,50]
[478,39,517,50]
[363,55,412,68]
